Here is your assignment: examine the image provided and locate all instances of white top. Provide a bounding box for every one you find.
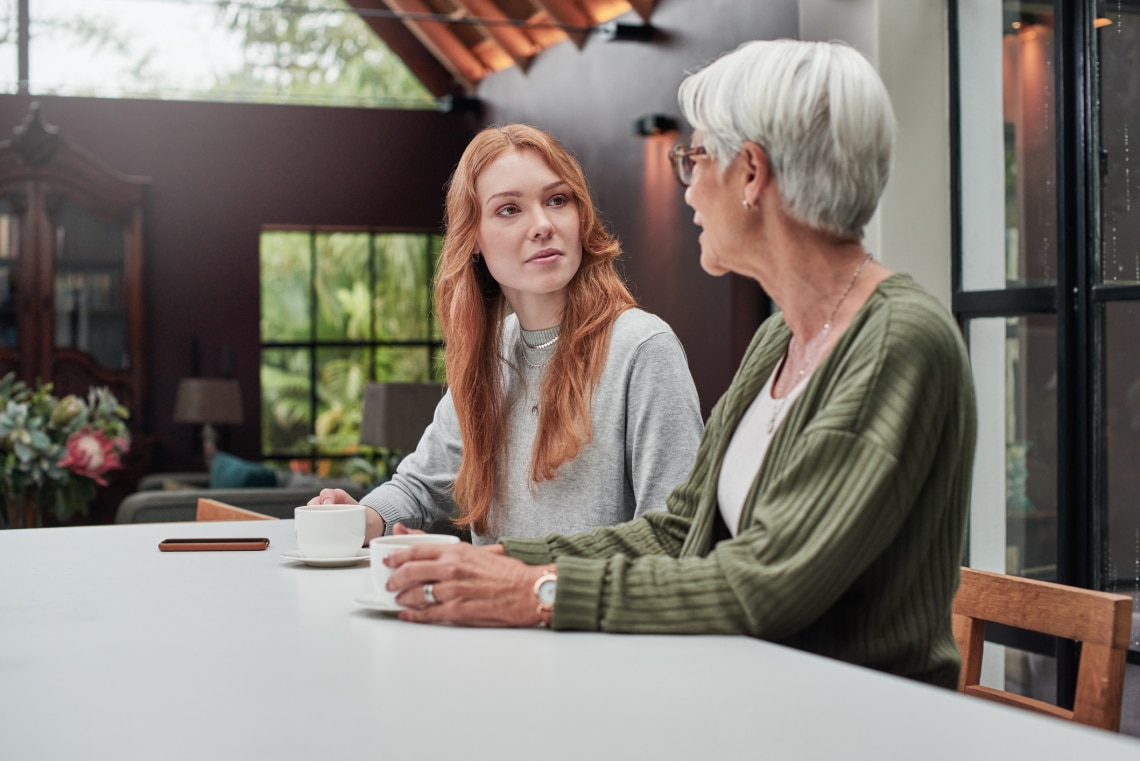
[2,521,1138,761]
[717,360,811,535]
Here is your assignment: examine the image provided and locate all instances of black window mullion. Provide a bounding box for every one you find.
[308,230,319,468]
[952,287,1056,317]
[1092,283,1140,302]
[1053,0,1098,709]
[948,0,963,313]
[426,235,435,380]
[369,232,377,383]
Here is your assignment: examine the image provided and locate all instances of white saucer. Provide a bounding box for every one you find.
[281,549,369,568]
[353,594,403,613]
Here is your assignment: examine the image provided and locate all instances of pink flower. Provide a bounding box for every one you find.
[58,427,123,486]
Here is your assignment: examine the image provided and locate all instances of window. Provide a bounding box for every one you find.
[259,229,443,475]
[3,0,434,109]
[953,0,1140,735]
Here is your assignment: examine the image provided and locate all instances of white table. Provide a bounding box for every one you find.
[2,521,1139,760]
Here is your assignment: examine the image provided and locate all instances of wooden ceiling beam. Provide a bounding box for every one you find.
[382,0,489,91]
[451,0,540,71]
[530,0,593,48]
[470,38,515,72]
[626,0,659,23]
[588,0,640,24]
[349,1,663,94]
[345,0,458,96]
[525,11,569,49]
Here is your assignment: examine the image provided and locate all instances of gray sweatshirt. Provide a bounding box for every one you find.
[361,308,704,544]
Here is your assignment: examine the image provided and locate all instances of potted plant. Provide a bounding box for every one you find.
[0,373,131,529]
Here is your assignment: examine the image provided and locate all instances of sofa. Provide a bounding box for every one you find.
[115,455,370,524]
[116,453,468,538]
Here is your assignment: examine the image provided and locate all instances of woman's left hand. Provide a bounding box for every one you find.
[385,542,548,627]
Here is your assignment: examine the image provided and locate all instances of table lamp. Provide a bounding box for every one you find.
[174,378,243,467]
[359,382,444,472]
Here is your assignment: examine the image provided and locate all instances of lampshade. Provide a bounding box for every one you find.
[173,378,244,425]
[359,382,444,452]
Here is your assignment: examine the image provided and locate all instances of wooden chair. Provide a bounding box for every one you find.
[952,566,1132,731]
[195,497,277,522]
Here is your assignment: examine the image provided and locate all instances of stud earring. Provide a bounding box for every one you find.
[742,199,751,210]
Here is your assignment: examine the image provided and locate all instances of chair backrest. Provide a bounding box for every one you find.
[195,497,276,522]
[952,566,1132,731]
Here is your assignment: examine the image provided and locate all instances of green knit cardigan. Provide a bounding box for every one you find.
[503,275,977,688]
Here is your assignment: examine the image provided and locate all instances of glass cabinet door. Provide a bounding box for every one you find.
[0,104,147,429]
[0,198,18,354]
[51,198,128,370]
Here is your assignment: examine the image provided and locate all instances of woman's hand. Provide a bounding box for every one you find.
[307,489,385,543]
[385,542,548,627]
[307,488,357,506]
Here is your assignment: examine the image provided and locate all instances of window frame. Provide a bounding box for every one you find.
[258,225,444,472]
[950,0,1140,710]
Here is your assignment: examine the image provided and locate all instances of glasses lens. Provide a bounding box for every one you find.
[670,145,692,187]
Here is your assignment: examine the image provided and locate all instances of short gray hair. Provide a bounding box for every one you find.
[678,39,896,241]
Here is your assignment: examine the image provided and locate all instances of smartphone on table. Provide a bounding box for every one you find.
[158,537,271,552]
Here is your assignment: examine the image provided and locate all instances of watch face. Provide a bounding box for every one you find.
[537,579,557,605]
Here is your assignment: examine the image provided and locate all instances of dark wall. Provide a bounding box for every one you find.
[0,94,476,473]
[476,0,798,415]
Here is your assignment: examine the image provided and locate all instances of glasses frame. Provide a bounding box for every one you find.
[668,144,708,187]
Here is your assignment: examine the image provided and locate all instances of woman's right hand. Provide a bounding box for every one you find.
[308,488,357,506]
[307,489,386,543]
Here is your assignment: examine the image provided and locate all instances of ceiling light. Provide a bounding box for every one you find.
[634,114,678,137]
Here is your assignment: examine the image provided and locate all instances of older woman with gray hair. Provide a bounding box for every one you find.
[381,39,977,689]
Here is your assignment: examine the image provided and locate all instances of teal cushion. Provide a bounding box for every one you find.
[209,451,278,489]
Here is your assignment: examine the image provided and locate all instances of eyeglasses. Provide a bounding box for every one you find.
[668,144,708,187]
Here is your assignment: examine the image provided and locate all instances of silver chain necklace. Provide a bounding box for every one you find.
[522,334,557,414]
[523,352,553,370]
[767,252,873,433]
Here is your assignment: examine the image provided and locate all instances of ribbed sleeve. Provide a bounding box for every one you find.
[503,274,976,688]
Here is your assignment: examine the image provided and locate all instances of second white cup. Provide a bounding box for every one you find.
[369,534,460,608]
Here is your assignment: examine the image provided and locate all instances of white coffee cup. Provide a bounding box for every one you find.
[369,534,460,607]
[294,504,366,559]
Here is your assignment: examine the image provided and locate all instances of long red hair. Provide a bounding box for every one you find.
[435,124,635,533]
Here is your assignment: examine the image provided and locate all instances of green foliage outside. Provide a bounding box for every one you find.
[260,231,443,476]
[213,0,434,108]
[8,0,434,108]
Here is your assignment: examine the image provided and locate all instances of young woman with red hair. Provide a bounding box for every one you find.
[313,124,702,544]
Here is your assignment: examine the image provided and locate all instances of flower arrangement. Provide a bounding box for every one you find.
[0,373,131,529]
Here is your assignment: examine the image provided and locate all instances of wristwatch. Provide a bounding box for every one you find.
[533,566,557,625]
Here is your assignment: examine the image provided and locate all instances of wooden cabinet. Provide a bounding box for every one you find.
[0,104,148,428]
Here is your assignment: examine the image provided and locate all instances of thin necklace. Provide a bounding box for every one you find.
[521,332,558,370]
[767,252,873,433]
[523,352,553,370]
[521,334,556,412]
